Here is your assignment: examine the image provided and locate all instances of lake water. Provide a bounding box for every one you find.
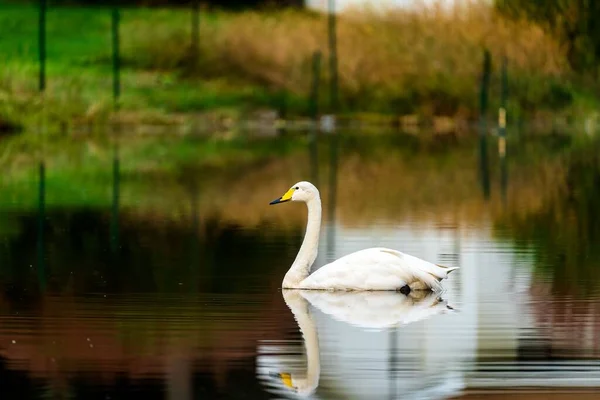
[0,130,599,399]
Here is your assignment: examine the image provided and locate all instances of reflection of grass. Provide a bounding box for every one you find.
[0,129,582,229]
[219,132,581,227]
[0,132,305,210]
[497,138,600,295]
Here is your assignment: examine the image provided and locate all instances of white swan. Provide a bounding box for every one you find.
[270,181,458,292]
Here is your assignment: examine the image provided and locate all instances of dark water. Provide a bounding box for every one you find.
[1,131,600,399]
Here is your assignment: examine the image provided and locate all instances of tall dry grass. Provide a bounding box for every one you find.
[124,0,570,116]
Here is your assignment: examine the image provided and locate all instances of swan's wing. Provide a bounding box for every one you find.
[302,248,443,291]
[377,248,455,280]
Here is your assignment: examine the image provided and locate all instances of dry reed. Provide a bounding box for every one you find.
[125,0,569,116]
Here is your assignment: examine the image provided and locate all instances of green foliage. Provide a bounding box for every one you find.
[0,3,301,131]
[2,1,600,133]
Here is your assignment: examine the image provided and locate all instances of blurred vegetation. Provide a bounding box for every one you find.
[13,0,304,9]
[495,0,600,73]
[498,138,600,295]
[1,1,599,133]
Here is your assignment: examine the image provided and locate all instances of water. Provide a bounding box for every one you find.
[0,131,599,399]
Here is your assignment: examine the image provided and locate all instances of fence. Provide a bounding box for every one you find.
[2,0,527,137]
[31,1,340,117]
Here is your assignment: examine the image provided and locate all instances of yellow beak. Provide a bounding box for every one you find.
[269,187,295,205]
[280,372,294,388]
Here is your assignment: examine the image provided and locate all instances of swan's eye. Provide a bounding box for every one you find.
[294,186,299,190]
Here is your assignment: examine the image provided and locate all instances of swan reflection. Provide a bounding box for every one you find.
[257,290,454,398]
[300,290,452,330]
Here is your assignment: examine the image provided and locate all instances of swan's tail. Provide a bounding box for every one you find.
[436,264,460,274]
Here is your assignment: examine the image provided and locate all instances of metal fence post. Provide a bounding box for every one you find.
[112,8,121,107]
[39,0,47,92]
[191,0,200,61]
[328,0,338,113]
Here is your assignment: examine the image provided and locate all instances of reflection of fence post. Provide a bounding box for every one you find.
[326,134,339,259]
[499,56,508,204]
[388,328,398,399]
[310,51,322,121]
[191,0,200,62]
[37,0,47,289]
[498,56,508,157]
[39,0,47,92]
[309,52,322,187]
[36,162,46,290]
[328,0,338,113]
[478,49,491,200]
[500,147,508,205]
[112,8,121,107]
[479,49,491,136]
[187,181,200,288]
[111,8,121,254]
[110,154,120,254]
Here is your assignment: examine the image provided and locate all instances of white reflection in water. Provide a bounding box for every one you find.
[257,289,454,398]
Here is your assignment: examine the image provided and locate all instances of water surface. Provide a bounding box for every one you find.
[1,131,599,399]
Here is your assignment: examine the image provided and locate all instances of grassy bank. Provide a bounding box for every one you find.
[0,2,304,133]
[1,1,598,133]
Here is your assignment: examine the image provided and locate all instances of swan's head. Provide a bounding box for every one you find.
[269,181,319,205]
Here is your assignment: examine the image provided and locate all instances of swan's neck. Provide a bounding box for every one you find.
[283,197,322,288]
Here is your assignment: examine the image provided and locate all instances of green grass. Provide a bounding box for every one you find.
[2,1,600,134]
[0,3,302,132]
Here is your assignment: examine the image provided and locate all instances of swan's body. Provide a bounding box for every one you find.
[270,181,458,291]
[301,247,454,291]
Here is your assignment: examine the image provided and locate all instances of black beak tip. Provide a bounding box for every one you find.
[269,198,281,205]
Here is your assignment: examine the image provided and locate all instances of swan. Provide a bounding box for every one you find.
[270,181,458,292]
[258,289,454,397]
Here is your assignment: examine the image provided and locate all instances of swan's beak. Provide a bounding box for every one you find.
[269,187,295,205]
[279,372,294,389]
